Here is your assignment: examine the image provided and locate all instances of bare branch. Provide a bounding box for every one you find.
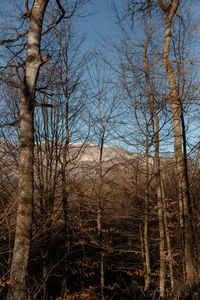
[0,120,19,128]
[158,0,167,12]
[173,59,200,66]
[25,0,31,17]
[40,54,51,65]
[56,0,65,16]
[0,30,28,45]
[34,101,60,109]
[42,0,65,35]
[0,0,64,45]
[158,0,171,12]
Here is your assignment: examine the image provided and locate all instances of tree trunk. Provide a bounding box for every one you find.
[7,1,49,299]
[162,182,174,292]
[62,90,70,254]
[156,155,165,298]
[143,4,165,293]
[144,141,151,292]
[159,0,198,287]
[98,135,105,300]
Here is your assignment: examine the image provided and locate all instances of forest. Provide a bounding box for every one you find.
[0,0,200,299]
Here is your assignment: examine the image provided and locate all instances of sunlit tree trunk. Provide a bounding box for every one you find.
[7,1,49,299]
[144,135,151,292]
[143,2,165,295]
[158,0,198,287]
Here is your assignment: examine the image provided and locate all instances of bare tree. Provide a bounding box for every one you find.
[7,1,52,298]
[158,0,199,288]
[88,58,120,299]
[0,0,66,298]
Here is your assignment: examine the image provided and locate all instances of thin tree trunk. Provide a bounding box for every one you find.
[139,221,147,287]
[62,150,70,253]
[62,62,70,254]
[143,3,165,294]
[60,66,70,293]
[155,118,165,299]
[7,1,49,299]
[100,252,105,300]
[162,181,175,292]
[157,199,165,298]
[96,81,107,300]
[144,140,151,292]
[98,135,105,300]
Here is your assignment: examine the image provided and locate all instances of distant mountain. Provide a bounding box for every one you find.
[0,141,160,181]
[70,143,136,162]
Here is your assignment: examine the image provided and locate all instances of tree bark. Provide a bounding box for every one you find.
[98,134,105,300]
[7,1,49,299]
[62,55,70,254]
[143,3,165,294]
[158,0,198,287]
[162,182,174,292]
[144,138,151,292]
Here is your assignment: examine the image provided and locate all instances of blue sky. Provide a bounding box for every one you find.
[0,0,199,153]
[81,0,119,48]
